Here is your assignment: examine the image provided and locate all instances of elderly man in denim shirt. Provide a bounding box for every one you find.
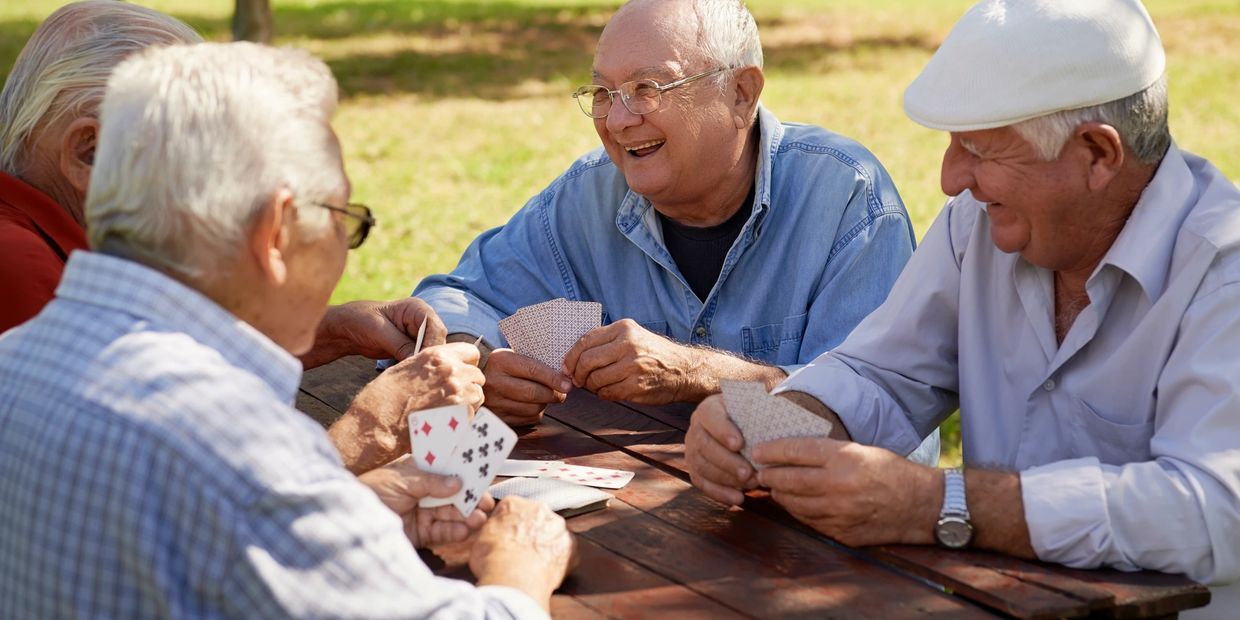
[415,0,938,462]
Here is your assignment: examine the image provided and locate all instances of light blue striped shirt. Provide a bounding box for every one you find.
[0,251,545,619]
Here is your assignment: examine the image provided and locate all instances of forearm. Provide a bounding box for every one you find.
[300,305,353,369]
[963,469,1036,558]
[679,347,788,402]
[328,405,402,475]
[777,390,852,441]
[476,564,556,614]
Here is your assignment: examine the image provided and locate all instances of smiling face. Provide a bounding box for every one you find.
[591,0,750,220]
[940,126,1118,273]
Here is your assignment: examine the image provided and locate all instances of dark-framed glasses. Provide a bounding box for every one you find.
[572,66,729,119]
[312,202,375,249]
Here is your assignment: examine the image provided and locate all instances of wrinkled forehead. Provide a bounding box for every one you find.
[592,1,706,84]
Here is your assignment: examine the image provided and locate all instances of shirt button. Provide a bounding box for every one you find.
[694,326,707,338]
[1043,379,1056,392]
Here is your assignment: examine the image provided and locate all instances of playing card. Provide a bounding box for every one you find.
[498,459,565,477]
[419,407,517,516]
[408,404,470,473]
[490,476,612,517]
[720,380,834,469]
[499,298,602,370]
[412,316,427,356]
[539,463,634,489]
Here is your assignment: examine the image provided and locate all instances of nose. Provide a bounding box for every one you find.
[604,96,642,134]
[940,138,977,197]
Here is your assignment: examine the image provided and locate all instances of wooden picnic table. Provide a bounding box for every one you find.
[298,356,1211,619]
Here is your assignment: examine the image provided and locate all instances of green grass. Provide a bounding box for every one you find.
[5,0,1238,465]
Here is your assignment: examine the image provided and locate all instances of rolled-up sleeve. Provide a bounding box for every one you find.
[1021,281,1240,585]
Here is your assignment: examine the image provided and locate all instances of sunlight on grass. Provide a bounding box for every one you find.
[5,0,1237,466]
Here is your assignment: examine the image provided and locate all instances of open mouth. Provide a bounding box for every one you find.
[624,139,665,158]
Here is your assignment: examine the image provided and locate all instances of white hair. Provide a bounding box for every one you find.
[86,42,344,281]
[0,0,201,176]
[1013,75,1171,165]
[691,0,763,72]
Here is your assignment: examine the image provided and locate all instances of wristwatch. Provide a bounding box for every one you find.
[935,467,973,549]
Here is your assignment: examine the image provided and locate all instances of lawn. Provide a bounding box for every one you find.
[5,0,1238,465]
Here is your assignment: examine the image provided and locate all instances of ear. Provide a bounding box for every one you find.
[248,188,296,286]
[57,117,97,196]
[1073,123,1125,192]
[730,66,765,129]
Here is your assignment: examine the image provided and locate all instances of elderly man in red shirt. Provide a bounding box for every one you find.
[0,2,200,331]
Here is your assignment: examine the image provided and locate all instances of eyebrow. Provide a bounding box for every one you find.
[591,65,673,84]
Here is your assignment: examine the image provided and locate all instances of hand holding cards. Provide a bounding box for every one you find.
[720,380,834,468]
[499,298,602,369]
[408,404,516,516]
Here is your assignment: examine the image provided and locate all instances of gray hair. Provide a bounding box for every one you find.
[87,43,344,281]
[1013,75,1170,165]
[691,0,763,72]
[0,0,201,176]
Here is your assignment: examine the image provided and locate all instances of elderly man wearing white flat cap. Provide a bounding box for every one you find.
[685,0,1240,614]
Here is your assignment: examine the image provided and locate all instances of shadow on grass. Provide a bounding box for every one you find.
[1,1,941,100]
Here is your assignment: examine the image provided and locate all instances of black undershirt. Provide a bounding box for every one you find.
[658,183,756,301]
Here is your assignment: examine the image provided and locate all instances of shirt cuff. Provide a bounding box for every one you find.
[1020,457,1115,569]
[417,289,507,348]
[476,585,550,619]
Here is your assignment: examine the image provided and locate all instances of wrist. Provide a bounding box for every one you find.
[476,564,555,612]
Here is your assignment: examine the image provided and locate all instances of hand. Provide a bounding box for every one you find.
[482,349,572,426]
[358,455,494,548]
[331,342,485,473]
[562,319,702,404]
[304,298,447,369]
[754,437,938,547]
[470,496,576,612]
[686,394,757,506]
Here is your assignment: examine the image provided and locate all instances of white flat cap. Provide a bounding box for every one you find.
[904,0,1166,132]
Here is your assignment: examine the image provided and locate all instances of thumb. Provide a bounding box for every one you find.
[415,471,463,499]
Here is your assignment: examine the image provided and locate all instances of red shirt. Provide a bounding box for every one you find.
[0,171,89,333]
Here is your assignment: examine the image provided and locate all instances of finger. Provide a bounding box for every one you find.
[693,433,754,483]
[571,340,625,388]
[433,341,482,366]
[483,389,547,425]
[562,323,619,375]
[692,473,746,506]
[695,396,744,452]
[412,470,463,499]
[582,359,631,395]
[757,465,833,496]
[493,351,572,393]
[768,487,834,520]
[489,373,566,406]
[751,437,841,468]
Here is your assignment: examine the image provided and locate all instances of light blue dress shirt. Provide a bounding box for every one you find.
[0,252,546,619]
[415,106,939,463]
[778,145,1240,612]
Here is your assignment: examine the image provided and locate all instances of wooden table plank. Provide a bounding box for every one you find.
[519,418,993,619]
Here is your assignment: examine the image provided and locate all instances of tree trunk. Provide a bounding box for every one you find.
[232,0,274,44]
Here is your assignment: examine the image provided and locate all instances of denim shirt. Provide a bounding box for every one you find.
[416,106,916,371]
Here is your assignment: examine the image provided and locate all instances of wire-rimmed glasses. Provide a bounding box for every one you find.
[311,202,375,249]
[572,66,729,119]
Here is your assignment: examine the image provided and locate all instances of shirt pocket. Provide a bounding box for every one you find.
[741,313,808,366]
[1068,398,1154,465]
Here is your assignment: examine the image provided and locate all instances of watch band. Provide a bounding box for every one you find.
[941,467,970,519]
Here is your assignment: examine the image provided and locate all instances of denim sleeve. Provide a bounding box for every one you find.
[794,208,915,366]
[414,190,575,348]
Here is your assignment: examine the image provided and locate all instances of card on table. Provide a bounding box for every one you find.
[409,406,517,516]
[489,476,613,518]
[720,380,834,469]
[498,298,603,369]
[537,463,634,489]
[498,459,565,477]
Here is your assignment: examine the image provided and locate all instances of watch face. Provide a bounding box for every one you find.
[937,517,973,549]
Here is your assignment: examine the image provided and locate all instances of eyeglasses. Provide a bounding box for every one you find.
[311,202,375,249]
[572,66,729,119]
